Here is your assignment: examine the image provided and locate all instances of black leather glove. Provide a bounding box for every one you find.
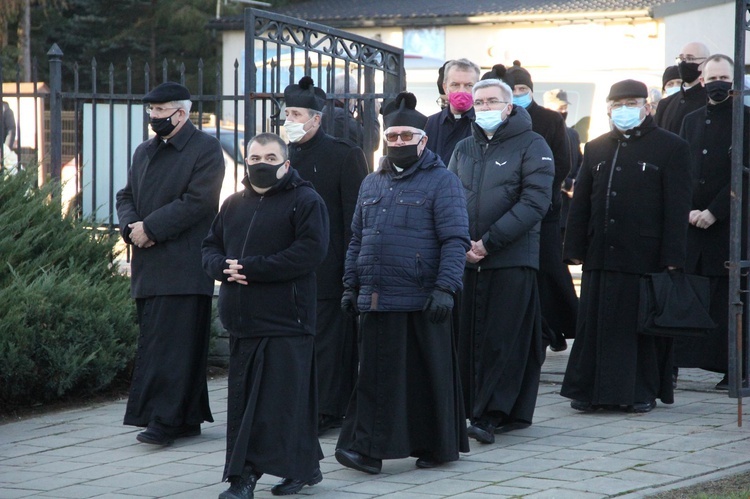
[341,288,359,316]
[423,289,454,324]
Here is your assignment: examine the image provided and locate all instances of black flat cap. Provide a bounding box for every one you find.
[607,79,648,101]
[284,76,326,111]
[142,82,191,103]
[383,92,427,130]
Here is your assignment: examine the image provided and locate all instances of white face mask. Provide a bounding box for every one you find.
[284,117,314,143]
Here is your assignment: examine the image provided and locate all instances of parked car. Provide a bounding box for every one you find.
[201,127,245,204]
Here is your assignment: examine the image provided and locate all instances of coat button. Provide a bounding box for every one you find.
[616,166,621,171]
[706,119,711,124]
[611,191,617,196]
[622,143,628,147]
[699,179,706,184]
[610,219,615,224]
[702,149,708,155]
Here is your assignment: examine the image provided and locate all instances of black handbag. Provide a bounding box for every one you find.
[637,271,716,338]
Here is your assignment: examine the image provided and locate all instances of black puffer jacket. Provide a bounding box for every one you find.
[202,169,329,337]
[448,106,554,270]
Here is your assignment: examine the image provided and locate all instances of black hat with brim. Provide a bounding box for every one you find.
[143,82,191,103]
[607,79,648,101]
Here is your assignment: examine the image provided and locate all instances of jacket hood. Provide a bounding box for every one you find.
[470,104,533,144]
[241,167,312,196]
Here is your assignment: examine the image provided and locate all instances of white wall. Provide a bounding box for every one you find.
[663,2,748,62]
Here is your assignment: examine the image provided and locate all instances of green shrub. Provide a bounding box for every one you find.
[0,167,137,406]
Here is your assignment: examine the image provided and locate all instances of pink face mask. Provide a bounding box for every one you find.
[448,92,473,113]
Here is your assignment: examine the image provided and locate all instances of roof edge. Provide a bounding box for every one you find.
[652,0,731,18]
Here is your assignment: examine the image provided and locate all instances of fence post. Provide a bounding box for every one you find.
[47,43,63,183]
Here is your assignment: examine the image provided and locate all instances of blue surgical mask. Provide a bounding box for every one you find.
[610,106,644,131]
[663,86,680,97]
[512,92,533,108]
[475,107,508,133]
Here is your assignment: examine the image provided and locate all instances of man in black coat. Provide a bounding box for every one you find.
[487,62,577,353]
[655,41,711,134]
[116,82,224,445]
[203,133,329,499]
[674,54,749,389]
[283,76,369,435]
[424,58,480,165]
[562,79,692,413]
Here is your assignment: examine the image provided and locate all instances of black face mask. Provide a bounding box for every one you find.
[247,162,283,189]
[677,61,701,84]
[149,109,181,137]
[705,80,732,103]
[386,144,420,169]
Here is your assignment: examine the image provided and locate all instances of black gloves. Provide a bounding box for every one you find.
[341,288,359,316]
[423,289,454,324]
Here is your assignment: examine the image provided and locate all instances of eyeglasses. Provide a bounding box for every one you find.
[384,131,423,142]
[675,55,706,64]
[145,106,180,116]
[473,99,508,107]
[610,100,645,110]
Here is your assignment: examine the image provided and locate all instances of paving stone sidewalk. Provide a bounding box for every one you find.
[1,346,749,498]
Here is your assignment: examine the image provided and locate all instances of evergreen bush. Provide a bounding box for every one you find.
[0,167,137,406]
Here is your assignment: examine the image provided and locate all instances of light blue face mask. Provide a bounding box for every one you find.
[610,106,644,131]
[512,92,533,108]
[475,106,508,132]
[663,86,680,97]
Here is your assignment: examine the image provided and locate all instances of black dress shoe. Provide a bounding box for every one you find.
[219,468,258,499]
[174,424,201,439]
[271,468,322,495]
[570,400,599,413]
[136,427,174,446]
[335,448,382,474]
[318,414,343,436]
[415,456,444,469]
[494,420,531,434]
[549,335,568,352]
[467,421,495,444]
[628,400,656,413]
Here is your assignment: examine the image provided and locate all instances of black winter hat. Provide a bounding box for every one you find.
[283,76,326,111]
[506,60,533,90]
[481,64,515,87]
[143,82,191,103]
[661,65,681,91]
[383,92,427,130]
[607,79,648,101]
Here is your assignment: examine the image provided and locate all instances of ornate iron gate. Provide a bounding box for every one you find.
[244,9,405,170]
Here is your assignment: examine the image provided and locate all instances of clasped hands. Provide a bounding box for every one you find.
[689,209,716,230]
[128,221,154,248]
[224,259,248,285]
[466,239,487,264]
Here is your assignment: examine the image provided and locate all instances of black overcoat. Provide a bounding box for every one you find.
[563,115,692,273]
[289,129,368,299]
[116,120,225,298]
[655,84,707,134]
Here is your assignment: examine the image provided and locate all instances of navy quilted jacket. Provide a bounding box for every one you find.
[344,148,470,312]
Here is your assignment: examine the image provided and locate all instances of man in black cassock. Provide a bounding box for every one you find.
[335,91,470,473]
[655,41,710,134]
[203,133,329,499]
[449,78,554,444]
[674,54,750,389]
[116,82,223,446]
[562,79,692,413]
[283,76,369,435]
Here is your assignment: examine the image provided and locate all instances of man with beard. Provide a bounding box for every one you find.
[561,79,692,413]
[449,78,553,443]
[335,92,470,472]
[674,54,750,389]
[655,41,711,133]
[283,76,369,436]
[116,82,223,446]
[203,133,329,499]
